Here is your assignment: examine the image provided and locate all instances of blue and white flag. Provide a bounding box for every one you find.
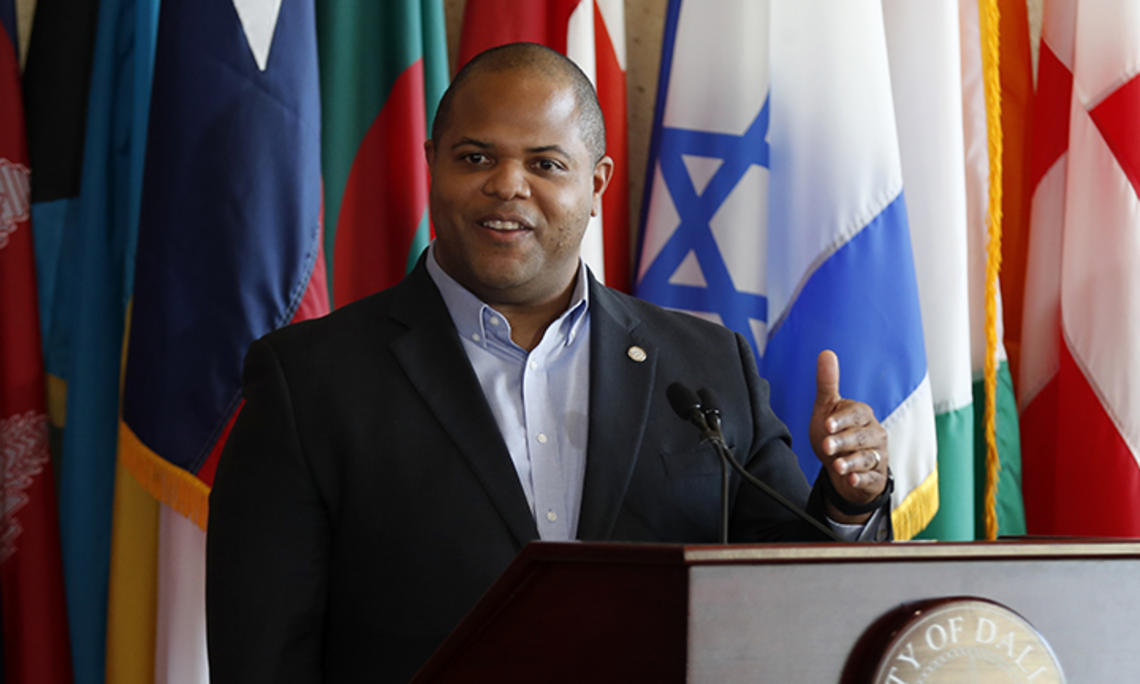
[635,0,937,537]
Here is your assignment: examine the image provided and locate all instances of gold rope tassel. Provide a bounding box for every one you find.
[978,0,1004,540]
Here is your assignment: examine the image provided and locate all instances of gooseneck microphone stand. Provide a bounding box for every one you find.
[667,383,842,543]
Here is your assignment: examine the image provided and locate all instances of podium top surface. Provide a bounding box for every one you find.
[510,537,1140,567]
[681,538,1140,563]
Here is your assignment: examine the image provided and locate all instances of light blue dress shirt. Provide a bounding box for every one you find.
[426,246,870,542]
[427,247,590,541]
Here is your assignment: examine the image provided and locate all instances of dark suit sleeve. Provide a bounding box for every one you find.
[728,332,892,542]
[207,337,330,683]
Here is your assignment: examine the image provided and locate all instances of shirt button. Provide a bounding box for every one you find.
[488,317,501,326]
[536,433,548,444]
[471,333,481,342]
[546,511,558,522]
[529,360,538,370]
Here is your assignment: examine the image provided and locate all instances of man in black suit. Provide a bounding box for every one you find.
[206,43,892,683]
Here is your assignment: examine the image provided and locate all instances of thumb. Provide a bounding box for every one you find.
[815,349,841,407]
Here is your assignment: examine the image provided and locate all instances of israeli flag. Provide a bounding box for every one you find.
[635,0,936,531]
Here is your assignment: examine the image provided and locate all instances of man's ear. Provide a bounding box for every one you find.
[424,139,435,167]
[590,155,615,217]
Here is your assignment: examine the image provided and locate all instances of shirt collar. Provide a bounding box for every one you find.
[425,242,590,351]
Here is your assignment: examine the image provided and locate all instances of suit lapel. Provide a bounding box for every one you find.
[577,279,658,540]
[387,263,539,546]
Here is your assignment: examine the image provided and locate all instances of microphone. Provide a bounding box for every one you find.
[696,388,723,434]
[668,382,842,542]
[667,382,729,542]
[666,382,710,433]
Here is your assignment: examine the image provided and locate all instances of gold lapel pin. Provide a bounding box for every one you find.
[627,345,647,362]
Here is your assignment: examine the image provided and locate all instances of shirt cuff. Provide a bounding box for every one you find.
[825,505,887,542]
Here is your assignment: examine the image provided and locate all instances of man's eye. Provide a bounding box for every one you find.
[463,152,489,165]
[536,159,564,172]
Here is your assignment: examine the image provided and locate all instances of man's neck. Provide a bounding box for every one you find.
[425,245,586,353]
[493,277,577,352]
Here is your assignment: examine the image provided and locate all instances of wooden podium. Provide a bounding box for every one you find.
[413,540,1140,682]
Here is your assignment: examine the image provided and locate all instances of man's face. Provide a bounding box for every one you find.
[425,69,613,309]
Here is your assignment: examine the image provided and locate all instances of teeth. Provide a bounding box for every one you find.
[481,219,524,231]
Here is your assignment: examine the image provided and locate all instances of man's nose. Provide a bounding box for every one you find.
[482,161,531,200]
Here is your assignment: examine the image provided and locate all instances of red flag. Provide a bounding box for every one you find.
[1020,0,1140,535]
[458,0,631,292]
[0,8,74,683]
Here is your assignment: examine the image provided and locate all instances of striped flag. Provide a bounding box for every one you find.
[635,0,937,538]
[0,1,73,680]
[458,0,631,292]
[318,0,449,307]
[1020,0,1140,535]
[880,0,975,540]
[879,1,1025,540]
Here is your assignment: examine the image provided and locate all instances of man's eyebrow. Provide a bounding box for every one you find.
[527,144,571,157]
[449,139,572,159]
[450,137,492,150]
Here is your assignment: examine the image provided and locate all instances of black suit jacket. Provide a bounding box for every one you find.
[206,260,887,683]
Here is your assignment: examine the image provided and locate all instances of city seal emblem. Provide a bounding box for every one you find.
[845,597,1065,683]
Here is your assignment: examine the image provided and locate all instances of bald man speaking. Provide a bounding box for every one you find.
[206,43,892,683]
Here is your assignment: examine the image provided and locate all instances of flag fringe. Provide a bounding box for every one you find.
[118,421,210,531]
[978,0,1005,540]
[891,470,940,540]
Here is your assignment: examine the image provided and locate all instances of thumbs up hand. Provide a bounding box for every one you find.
[809,350,890,523]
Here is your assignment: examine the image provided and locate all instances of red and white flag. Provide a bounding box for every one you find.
[457,0,631,292]
[1020,0,1140,535]
[0,4,73,681]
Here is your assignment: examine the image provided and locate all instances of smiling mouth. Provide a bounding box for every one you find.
[479,218,530,232]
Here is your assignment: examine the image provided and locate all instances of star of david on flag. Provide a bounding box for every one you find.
[637,99,770,360]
